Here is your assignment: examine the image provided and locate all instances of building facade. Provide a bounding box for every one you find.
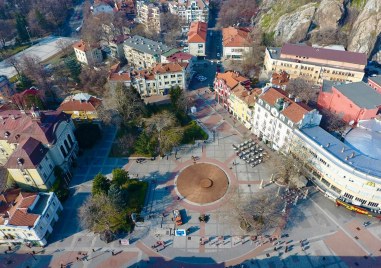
[123,35,172,69]
[368,75,381,94]
[0,110,78,190]
[318,81,381,124]
[222,27,251,60]
[188,21,207,57]
[136,1,164,34]
[214,71,251,110]
[57,93,102,122]
[73,40,103,65]
[168,0,209,25]
[264,43,366,85]
[0,76,16,101]
[0,189,62,246]
[251,87,321,151]
[109,62,187,96]
[291,126,381,211]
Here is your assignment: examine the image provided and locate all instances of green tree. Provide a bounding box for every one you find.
[15,14,29,42]
[169,86,187,115]
[64,56,81,82]
[35,9,51,32]
[134,131,157,156]
[108,184,126,209]
[23,94,44,109]
[92,173,110,196]
[111,168,129,187]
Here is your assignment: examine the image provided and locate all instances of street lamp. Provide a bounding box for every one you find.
[25,26,33,45]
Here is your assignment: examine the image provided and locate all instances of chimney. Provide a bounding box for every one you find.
[341,147,345,153]
[349,152,355,158]
[325,143,330,148]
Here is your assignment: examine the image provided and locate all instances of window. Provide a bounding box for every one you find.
[171,74,175,78]
[330,185,341,194]
[368,202,379,207]
[319,158,327,165]
[60,145,67,157]
[64,140,70,153]
[343,193,354,200]
[53,201,56,207]
[46,213,50,219]
[68,135,74,146]
[355,197,366,204]
[25,176,31,182]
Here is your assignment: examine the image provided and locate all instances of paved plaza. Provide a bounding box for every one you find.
[1,88,381,268]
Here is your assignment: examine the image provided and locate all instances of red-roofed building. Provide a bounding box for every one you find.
[0,188,62,246]
[222,27,251,60]
[0,110,78,190]
[57,93,102,122]
[264,43,366,85]
[214,71,250,109]
[188,21,207,57]
[252,87,321,150]
[11,87,45,110]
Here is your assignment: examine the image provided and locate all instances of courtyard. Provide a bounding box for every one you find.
[1,88,381,268]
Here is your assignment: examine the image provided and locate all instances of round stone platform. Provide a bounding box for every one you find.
[176,163,229,204]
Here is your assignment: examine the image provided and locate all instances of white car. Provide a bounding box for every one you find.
[217,53,220,57]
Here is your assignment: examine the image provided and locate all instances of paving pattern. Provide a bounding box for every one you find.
[1,88,381,268]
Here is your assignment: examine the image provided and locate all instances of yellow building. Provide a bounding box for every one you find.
[228,84,259,129]
[264,43,366,85]
[0,110,78,191]
[57,93,102,122]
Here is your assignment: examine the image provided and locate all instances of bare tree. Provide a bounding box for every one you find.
[286,78,317,104]
[272,154,303,187]
[309,28,348,47]
[217,0,259,28]
[320,109,347,136]
[20,55,53,93]
[0,20,16,47]
[227,188,283,235]
[5,56,22,76]
[161,13,181,46]
[144,110,178,155]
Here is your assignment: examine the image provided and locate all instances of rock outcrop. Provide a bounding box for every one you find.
[348,0,381,58]
[314,0,344,30]
[273,3,316,43]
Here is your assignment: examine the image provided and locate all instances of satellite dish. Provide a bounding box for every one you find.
[349,120,354,126]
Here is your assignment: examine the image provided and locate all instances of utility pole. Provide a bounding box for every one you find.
[25,26,33,45]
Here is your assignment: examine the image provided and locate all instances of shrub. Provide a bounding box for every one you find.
[182,121,208,144]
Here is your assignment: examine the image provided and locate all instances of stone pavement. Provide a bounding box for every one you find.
[2,88,381,267]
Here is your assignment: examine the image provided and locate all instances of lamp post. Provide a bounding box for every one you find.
[25,26,33,45]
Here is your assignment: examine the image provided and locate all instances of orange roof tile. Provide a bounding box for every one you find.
[222,27,250,47]
[260,88,312,123]
[188,21,207,43]
[109,72,131,82]
[152,62,187,74]
[216,71,249,89]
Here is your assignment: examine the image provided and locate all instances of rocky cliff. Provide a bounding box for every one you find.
[257,0,380,59]
[347,0,381,60]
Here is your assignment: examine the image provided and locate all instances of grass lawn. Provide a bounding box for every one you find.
[0,44,31,61]
[123,179,149,213]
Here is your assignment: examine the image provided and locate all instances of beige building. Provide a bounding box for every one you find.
[222,27,251,60]
[73,40,103,65]
[136,1,164,34]
[188,21,207,57]
[264,43,366,85]
[0,110,78,191]
[123,35,172,69]
[168,0,209,25]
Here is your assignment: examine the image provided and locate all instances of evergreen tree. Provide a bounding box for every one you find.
[111,168,129,187]
[64,57,82,82]
[108,184,126,210]
[15,14,29,42]
[35,9,51,32]
[92,173,110,196]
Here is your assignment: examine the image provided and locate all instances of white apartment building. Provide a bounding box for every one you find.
[0,189,62,246]
[73,40,103,65]
[168,0,209,25]
[109,62,187,96]
[291,125,381,212]
[136,1,163,34]
[123,35,172,69]
[188,21,207,57]
[252,87,321,151]
[222,27,251,60]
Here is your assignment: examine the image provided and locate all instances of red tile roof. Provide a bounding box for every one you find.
[260,88,312,123]
[167,52,193,63]
[281,43,367,66]
[152,62,187,74]
[109,71,132,82]
[0,189,39,227]
[0,110,70,145]
[222,27,250,47]
[216,71,250,89]
[188,21,207,43]
[58,95,102,113]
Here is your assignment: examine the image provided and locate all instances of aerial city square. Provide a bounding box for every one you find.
[0,0,381,267]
